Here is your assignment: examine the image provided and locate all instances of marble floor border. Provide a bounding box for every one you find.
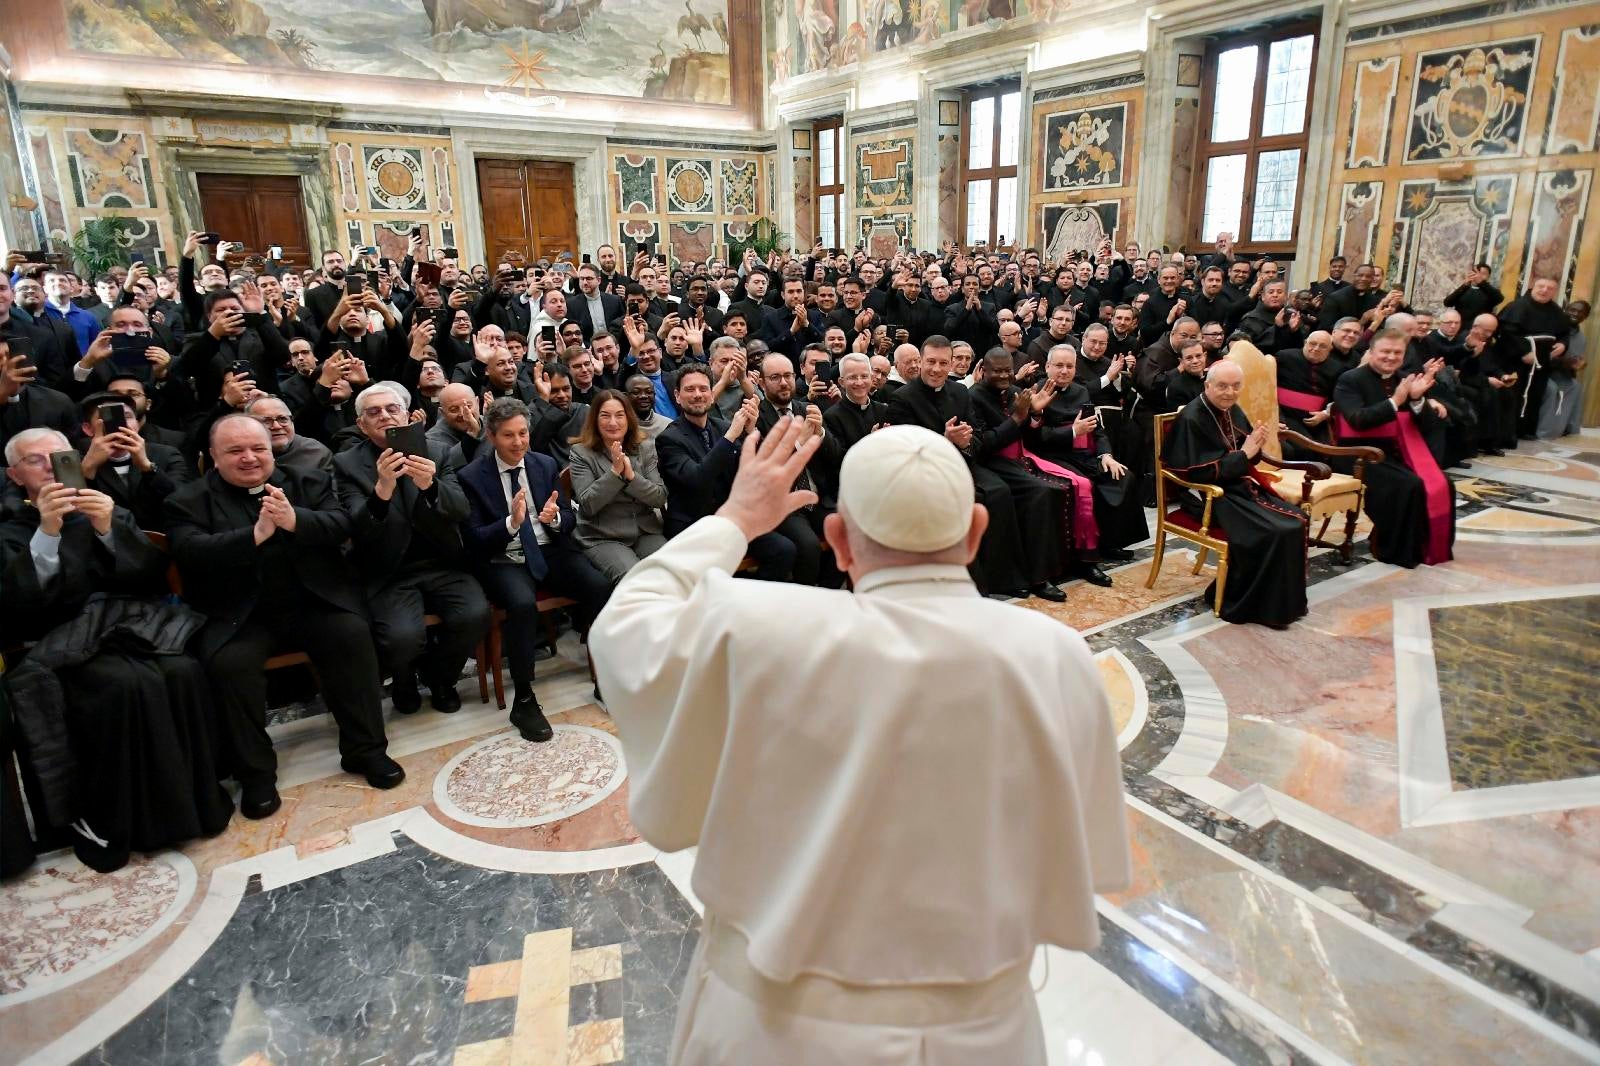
[1393,583,1600,828]
[3,851,198,1008]
[1123,795,1600,1063]
[1098,647,1151,750]
[1464,458,1600,499]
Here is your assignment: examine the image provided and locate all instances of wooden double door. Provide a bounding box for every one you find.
[476,159,578,266]
[195,173,312,267]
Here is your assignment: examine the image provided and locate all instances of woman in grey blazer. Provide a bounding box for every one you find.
[568,389,670,581]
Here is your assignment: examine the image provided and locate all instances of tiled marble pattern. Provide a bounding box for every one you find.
[437,727,625,828]
[1430,594,1600,791]
[79,839,692,1066]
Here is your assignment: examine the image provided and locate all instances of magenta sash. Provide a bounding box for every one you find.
[999,438,1099,550]
[1277,386,1328,413]
[1335,410,1453,564]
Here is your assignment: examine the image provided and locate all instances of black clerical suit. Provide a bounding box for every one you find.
[458,447,611,698]
[754,396,845,586]
[655,413,796,580]
[1161,397,1308,626]
[1273,348,1340,452]
[1029,384,1149,552]
[0,497,232,872]
[81,439,193,533]
[334,439,490,700]
[888,377,1032,595]
[1333,365,1455,568]
[164,465,390,786]
[968,382,1065,581]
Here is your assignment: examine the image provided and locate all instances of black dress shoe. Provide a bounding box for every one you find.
[1073,564,1114,588]
[240,780,282,820]
[1100,547,1136,561]
[1484,447,1505,456]
[1030,582,1068,603]
[389,672,422,715]
[429,685,462,714]
[341,754,406,789]
[510,694,554,742]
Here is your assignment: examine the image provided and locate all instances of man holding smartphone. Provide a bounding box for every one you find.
[74,390,193,532]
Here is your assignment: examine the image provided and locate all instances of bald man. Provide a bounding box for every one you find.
[426,382,485,466]
[1274,330,1339,447]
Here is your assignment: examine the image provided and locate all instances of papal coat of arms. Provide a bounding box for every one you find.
[1407,41,1537,162]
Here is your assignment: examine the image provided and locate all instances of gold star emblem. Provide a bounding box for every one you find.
[500,39,549,96]
[1405,187,1430,212]
[1480,184,1505,210]
[1453,476,1511,501]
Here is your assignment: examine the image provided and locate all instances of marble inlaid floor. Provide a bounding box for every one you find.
[4,432,1600,1066]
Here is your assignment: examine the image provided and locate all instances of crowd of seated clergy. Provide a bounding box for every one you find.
[0,226,1588,876]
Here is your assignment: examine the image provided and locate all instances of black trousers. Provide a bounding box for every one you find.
[368,567,491,690]
[774,511,823,585]
[204,606,388,784]
[477,549,612,688]
[744,530,797,581]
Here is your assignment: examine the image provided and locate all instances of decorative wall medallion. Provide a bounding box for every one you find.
[1406,37,1538,162]
[613,153,658,214]
[1521,169,1591,301]
[362,146,428,212]
[720,158,758,215]
[1042,201,1120,260]
[1346,56,1400,169]
[1043,104,1126,190]
[434,726,625,829]
[1545,27,1600,154]
[854,134,913,209]
[65,128,152,209]
[666,158,715,213]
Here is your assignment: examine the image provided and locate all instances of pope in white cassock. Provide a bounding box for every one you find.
[591,415,1131,1065]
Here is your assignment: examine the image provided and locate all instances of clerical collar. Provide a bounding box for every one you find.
[855,564,977,597]
[247,484,266,495]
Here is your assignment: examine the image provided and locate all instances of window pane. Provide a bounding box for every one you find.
[1250,148,1300,242]
[1200,154,1247,244]
[1211,45,1258,142]
[818,145,834,187]
[818,196,833,248]
[965,179,991,246]
[1261,35,1314,136]
[968,97,994,169]
[995,177,1017,244]
[998,91,1021,167]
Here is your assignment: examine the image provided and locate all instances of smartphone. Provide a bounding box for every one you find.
[366,270,380,288]
[129,250,145,265]
[433,306,455,337]
[198,233,222,245]
[385,421,427,459]
[540,325,557,348]
[268,245,284,260]
[50,450,88,490]
[409,226,422,238]
[97,402,128,435]
[226,359,255,381]
[356,245,379,257]
[4,332,34,360]
[345,273,367,296]
[16,249,49,263]
[440,246,458,259]
[109,331,151,371]
[581,253,591,265]
[414,262,442,286]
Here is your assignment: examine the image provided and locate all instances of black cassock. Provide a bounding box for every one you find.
[968,383,1066,577]
[1333,365,1455,568]
[888,378,1041,593]
[1161,399,1308,626]
[1498,294,1571,437]
[0,504,231,872]
[1030,385,1150,552]
[1274,348,1339,451]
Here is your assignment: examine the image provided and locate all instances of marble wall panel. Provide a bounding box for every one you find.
[361,146,428,213]
[612,154,659,214]
[937,132,960,247]
[667,220,715,268]
[1042,201,1120,260]
[719,158,758,216]
[858,212,912,257]
[64,128,153,209]
[333,142,360,214]
[1544,26,1600,154]
[606,146,767,264]
[1391,175,1516,311]
[793,153,814,247]
[1405,36,1540,163]
[853,131,914,210]
[617,219,660,263]
[327,132,461,261]
[1335,181,1384,264]
[28,130,66,238]
[1521,168,1591,300]
[665,158,716,215]
[1347,56,1401,169]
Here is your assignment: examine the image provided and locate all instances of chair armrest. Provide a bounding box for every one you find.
[1259,454,1333,480]
[1160,470,1224,498]
[1280,431,1384,464]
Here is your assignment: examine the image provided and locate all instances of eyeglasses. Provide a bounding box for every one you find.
[361,404,406,419]
[254,415,293,426]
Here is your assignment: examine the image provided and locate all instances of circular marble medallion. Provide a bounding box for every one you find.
[1476,453,1564,472]
[0,851,197,1004]
[434,725,626,829]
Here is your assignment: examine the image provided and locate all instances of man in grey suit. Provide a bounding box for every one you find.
[334,382,490,714]
[426,382,486,468]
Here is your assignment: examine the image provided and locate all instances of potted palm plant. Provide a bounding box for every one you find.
[66,217,134,279]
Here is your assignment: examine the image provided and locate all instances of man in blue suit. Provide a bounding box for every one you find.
[459,397,611,741]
